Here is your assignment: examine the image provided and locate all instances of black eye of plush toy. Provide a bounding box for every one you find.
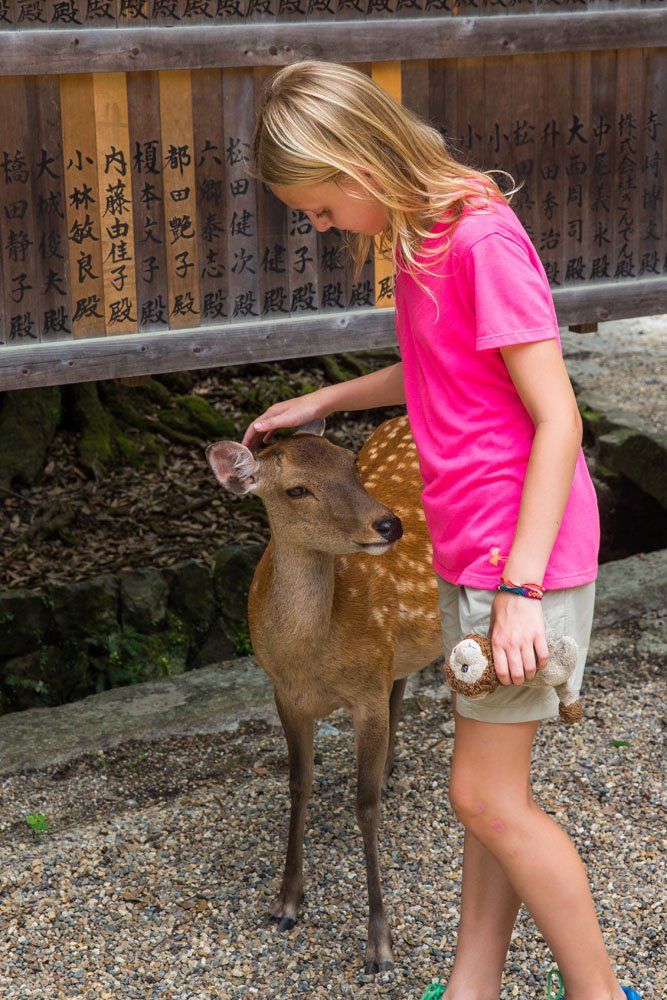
[461,664,468,673]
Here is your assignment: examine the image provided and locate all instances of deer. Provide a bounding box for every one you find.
[205,413,444,975]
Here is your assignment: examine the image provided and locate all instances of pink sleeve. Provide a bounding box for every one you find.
[464,233,559,351]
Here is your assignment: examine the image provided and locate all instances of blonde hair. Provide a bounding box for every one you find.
[249,59,523,318]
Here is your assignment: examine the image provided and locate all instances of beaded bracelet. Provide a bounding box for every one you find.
[496,576,545,600]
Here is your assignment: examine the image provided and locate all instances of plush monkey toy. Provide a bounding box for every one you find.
[445,626,583,723]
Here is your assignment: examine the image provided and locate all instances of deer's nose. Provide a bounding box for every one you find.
[372,516,403,543]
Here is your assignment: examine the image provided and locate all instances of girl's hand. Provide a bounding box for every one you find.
[241,387,331,453]
[488,591,549,685]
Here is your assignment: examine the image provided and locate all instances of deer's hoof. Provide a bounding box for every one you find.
[277,915,296,932]
[363,959,393,976]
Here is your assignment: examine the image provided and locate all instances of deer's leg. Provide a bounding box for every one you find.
[353,703,394,975]
[270,696,314,932]
[382,676,407,792]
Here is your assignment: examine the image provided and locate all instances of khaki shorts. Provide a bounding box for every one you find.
[436,574,596,724]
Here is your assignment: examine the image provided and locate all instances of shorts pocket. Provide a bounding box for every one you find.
[541,588,567,638]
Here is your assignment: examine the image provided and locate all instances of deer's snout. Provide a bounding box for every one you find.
[373,515,403,543]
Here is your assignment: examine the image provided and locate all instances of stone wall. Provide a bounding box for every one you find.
[0,543,264,715]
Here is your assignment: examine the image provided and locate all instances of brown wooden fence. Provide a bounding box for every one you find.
[0,5,665,390]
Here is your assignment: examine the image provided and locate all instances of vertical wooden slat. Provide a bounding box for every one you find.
[118,0,148,26]
[366,0,391,22]
[83,0,117,27]
[14,0,48,29]
[335,0,365,24]
[536,53,565,289]
[150,0,185,27]
[246,0,276,24]
[509,54,539,246]
[429,57,460,159]
[457,55,485,186]
[127,70,170,331]
[222,67,260,322]
[562,51,591,286]
[347,61,375,311]
[60,74,106,337]
[0,0,15,32]
[643,48,666,278]
[93,71,138,335]
[588,48,616,283]
[29,75,72,343]
[192,68,230,325]
[482,55,512,198]
[613,49,643,281]
[371,60,401,309]
[0,77,41,346]
[252,65,290,321]
[159,68,201,328]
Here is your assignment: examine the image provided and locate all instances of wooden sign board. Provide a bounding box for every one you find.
[0,7,665,389]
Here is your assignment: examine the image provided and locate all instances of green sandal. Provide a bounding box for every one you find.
[547,966,565,999]
[420,981,446,999]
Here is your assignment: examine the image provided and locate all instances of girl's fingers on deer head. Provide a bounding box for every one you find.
[241,424,261,450]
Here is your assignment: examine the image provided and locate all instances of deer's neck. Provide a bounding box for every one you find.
[265,539,335,650]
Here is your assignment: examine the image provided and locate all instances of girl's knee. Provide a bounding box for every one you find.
[448,774,532,837]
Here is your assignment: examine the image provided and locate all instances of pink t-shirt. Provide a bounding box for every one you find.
[394,195,600,589]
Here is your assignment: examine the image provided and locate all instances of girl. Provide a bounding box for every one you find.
[242,60,641,1000]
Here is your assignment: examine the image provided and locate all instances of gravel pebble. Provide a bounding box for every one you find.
[0,618,664,999]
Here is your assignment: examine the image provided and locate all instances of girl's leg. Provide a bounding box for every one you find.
[445,827,524,1000]
[447,711,625,1000]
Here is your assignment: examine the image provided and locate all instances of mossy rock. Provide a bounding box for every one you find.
[1,642,91,712]
[213,543,265,624]
[597,427,667,509]
[0,387,62,489]
[0,591,51,658]
[120,568,169,632]
[49,575,119,639]
[164,560,216,635]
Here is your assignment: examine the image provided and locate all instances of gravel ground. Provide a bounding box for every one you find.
[1,619,664,999]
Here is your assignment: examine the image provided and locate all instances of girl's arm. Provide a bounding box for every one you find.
[488,337,584,686]
[242,362,404,451]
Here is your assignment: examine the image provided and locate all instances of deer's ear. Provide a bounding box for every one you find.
[293,417,326,437]
[205,441,260,495]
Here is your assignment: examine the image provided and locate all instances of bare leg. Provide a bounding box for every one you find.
[383,676,407,791]
[447,711,625,1000]
[353,701,394,974]
[270,695,314,931]
[444,828,524,999]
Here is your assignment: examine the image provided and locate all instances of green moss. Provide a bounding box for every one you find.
[70,382,115,478]
[157,395,235,442]
[233,618,253,657]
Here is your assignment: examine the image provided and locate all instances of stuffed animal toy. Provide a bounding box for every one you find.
[445,626,583,723]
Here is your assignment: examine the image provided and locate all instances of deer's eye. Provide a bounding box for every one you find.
[286,486,311,498]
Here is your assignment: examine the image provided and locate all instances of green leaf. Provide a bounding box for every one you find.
[26,812,49,833]
[610,740,630,748]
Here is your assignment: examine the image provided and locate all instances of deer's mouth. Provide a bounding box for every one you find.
[355,539,395,550]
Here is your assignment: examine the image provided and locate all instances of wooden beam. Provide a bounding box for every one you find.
[1,277,665,391]
[0,12,666,78]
